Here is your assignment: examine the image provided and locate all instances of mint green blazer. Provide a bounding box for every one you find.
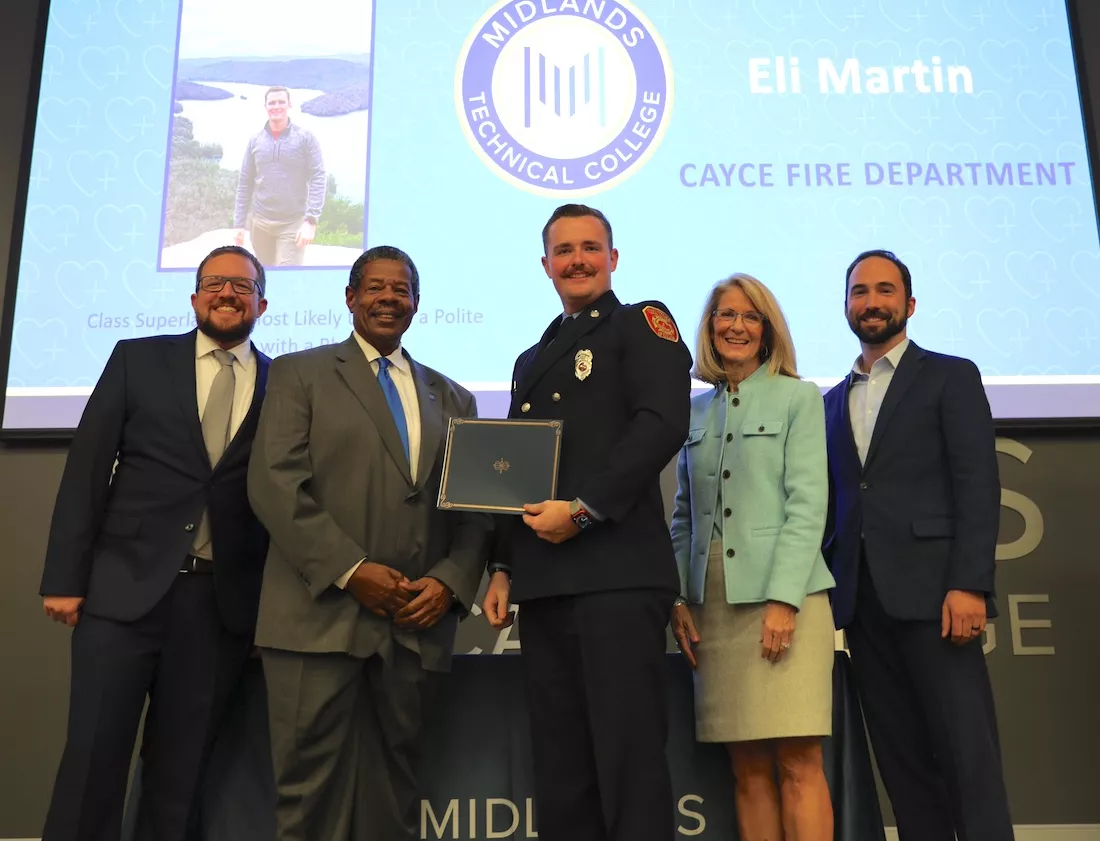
[670,368,835,608]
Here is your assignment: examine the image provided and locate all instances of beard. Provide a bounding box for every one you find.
[196,306,255,344]
[847,308,907,345]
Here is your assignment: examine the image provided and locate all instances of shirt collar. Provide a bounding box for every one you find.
[561,288,616,320]
[196,330,253,368]
[265,119,294,136]
[850,337,910,378]
[352,330,409,373]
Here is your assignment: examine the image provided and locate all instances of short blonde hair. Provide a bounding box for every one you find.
[693,273,799,384]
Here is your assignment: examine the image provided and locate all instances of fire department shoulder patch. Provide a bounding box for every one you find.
[642,305,679,342]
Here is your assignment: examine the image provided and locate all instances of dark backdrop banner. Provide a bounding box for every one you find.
[123,652,885,841]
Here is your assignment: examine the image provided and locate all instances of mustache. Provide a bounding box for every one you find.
[370,305,406,316]
[859,309,893,321]
[564,264,594,276]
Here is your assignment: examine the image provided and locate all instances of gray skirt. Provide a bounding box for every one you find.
[690,540,835,743]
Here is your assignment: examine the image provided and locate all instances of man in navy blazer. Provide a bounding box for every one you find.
[39,246,271,841]
[822,250,1013,841]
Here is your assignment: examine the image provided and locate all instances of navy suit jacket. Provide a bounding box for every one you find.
[822,342,1000,629]
[40,331,271,636]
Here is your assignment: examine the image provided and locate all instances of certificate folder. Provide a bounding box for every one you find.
[437,418,563,514]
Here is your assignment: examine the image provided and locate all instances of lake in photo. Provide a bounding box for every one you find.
[178,81,370,203]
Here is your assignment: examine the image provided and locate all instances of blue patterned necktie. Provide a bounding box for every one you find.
[376,356,410,463]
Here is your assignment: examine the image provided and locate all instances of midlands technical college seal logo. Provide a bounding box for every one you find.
[455,0,674,197]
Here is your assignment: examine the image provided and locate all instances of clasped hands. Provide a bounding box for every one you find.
[345,562,452,631]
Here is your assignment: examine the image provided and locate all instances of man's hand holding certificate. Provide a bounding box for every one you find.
[521,500,579,543]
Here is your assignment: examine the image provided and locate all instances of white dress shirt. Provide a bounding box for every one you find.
[351,331,422,482]
[191,332,255,560]
[336,332,423,588]
[848,338,909,466]
[195,330,256,437]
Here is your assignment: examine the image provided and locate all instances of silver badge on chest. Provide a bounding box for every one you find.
[575,349,593,381]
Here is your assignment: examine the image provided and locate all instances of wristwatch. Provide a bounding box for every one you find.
[673,596,687,607]
[569,498,594,530]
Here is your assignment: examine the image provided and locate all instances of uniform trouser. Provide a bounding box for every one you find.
[518,588,677,841]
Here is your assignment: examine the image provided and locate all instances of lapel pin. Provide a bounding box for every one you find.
[590,310,599,318]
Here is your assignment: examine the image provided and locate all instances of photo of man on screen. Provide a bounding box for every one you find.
[156,0,370,273]
[233,86,326,267]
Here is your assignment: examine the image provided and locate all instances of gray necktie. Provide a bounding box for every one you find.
[191,349,236,559]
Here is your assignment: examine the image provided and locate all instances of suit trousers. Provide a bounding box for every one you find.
[518,588,677,841]
[42,572,252,841]
[845,558,1014,841]
[261,644,440,841]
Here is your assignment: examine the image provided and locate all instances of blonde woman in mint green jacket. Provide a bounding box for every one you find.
[670,274,836,841]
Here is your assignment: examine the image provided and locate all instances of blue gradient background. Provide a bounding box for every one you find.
[5,0,1100,426]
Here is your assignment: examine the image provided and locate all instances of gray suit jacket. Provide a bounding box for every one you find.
[247,335,490,672]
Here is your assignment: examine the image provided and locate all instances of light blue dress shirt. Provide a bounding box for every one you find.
[847,338,909,466]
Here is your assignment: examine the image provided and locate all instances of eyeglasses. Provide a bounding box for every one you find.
[712,309,766,327]
[198,275,259,295]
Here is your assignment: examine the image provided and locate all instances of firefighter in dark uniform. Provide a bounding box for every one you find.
[483,204,692,841]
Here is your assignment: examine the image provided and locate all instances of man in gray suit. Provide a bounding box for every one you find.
[247,245,490,841]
